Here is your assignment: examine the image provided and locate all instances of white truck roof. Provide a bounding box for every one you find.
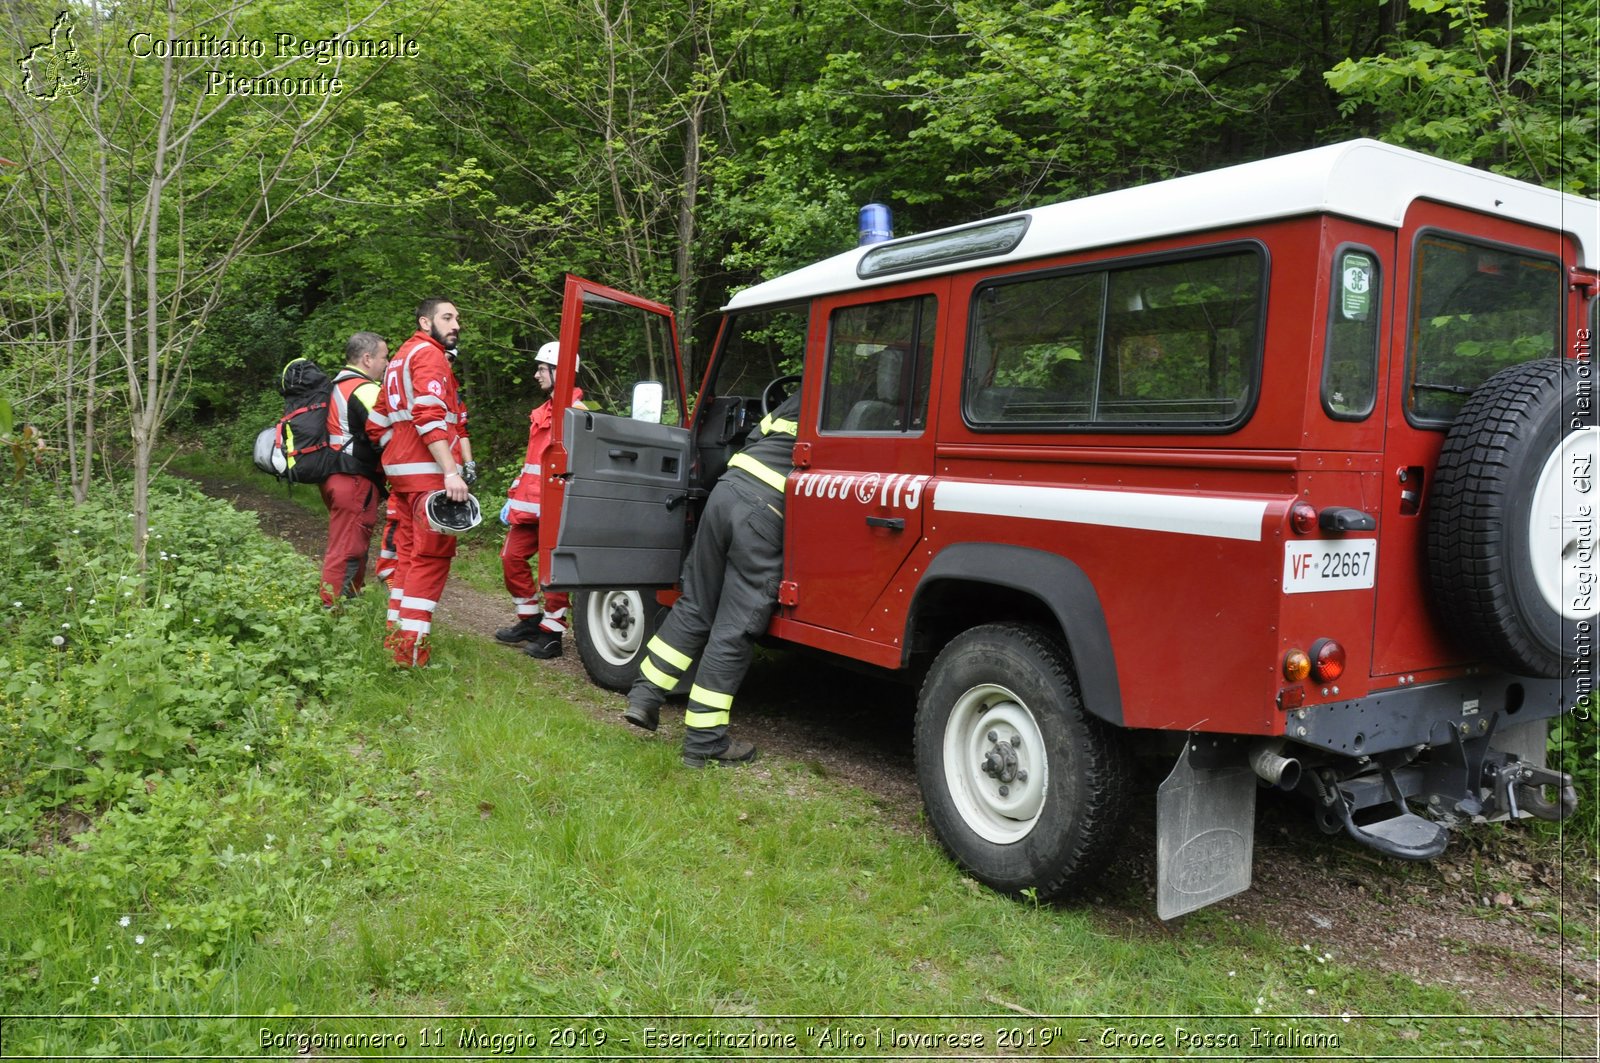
[723,138,1599,311]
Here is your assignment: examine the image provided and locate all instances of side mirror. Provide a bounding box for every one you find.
[631,381,664,423]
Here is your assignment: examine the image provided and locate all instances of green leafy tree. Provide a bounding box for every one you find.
[1325,0,1598,192]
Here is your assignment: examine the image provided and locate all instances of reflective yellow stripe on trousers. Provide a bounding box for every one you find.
[685,685,733,729]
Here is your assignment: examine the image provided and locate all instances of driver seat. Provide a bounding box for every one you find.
[841,348,903,431]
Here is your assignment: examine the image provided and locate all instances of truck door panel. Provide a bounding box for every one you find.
[548,409,690,589]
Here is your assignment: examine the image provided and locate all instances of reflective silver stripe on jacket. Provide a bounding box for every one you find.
[384,460,444,476]
[507,498,542,516]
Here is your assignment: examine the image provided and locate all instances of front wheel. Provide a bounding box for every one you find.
[572,589,663,692]
[914,623,1129,900]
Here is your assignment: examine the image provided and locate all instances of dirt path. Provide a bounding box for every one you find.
[189,471,1597,1018]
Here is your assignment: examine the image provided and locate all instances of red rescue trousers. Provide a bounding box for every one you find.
[500,522,571,631]
[387,489,459,666]
[318,473,381,607]
[376,493,401,589]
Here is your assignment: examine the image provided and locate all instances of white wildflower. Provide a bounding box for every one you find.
[134,935,145,946]
[50,635,65,647]
[91,975,100,985]
[119,916,130,927]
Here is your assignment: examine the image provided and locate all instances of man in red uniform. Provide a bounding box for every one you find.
[318,331,388,607]
[495,341,585,659]
[367,298,474,668]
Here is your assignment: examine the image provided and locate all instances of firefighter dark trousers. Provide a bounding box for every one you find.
[629,476,783,757]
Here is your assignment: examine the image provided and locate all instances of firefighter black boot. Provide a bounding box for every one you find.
[682,738,757,769]
[494,615,543,644]
[524,628,563,659]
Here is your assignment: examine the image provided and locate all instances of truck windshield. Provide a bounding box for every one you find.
[707,302,809,401]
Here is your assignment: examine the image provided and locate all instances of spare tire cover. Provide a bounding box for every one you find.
[1427,359,1599,678]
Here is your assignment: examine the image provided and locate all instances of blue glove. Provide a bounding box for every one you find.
[499,501,512,526]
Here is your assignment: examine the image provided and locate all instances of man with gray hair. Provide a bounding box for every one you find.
[319,330,388,606]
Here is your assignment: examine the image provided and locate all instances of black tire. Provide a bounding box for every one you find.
[1427,360,1598,678]
[572,589,664,692]
[913,622,1129,900]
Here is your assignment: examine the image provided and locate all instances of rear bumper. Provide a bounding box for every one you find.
[1283,674,1570,757]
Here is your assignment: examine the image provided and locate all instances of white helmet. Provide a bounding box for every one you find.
[424,490,483,535]
[535,341,577,371]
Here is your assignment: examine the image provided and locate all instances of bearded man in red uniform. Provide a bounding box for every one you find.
[367,298,474,668]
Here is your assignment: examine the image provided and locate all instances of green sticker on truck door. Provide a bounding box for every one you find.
[1340,252,1374,320]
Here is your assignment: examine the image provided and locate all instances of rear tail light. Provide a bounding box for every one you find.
[1289,502,1318,535]
[1310,638,1346,682]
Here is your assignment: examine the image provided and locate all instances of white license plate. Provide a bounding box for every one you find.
[1283,540,1377,594]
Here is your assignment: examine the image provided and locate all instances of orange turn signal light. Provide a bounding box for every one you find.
[1283,649,1311,683]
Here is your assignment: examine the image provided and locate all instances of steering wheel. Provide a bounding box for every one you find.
[761,373,802,416]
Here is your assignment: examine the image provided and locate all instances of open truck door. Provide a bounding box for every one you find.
[540,276,692,688]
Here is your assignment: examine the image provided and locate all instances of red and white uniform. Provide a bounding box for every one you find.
[368,330,469,665]
[501,390,583,632]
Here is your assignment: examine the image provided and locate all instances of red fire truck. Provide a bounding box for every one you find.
[541,139,1595,917]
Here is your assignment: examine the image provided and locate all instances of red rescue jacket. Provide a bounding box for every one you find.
[369,331,469,494]
[506,389,584,524]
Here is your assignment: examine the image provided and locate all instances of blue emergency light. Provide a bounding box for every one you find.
[858,203,893,245]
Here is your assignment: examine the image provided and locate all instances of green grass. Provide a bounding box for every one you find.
[3,471,1589,1059]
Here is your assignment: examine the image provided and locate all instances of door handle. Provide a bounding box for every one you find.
[866,516,905,531]
[607,448,639,461]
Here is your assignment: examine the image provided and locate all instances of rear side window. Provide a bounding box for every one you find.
[821,295,935,433]
[965,247,1264,430]
[1408,233,1562,424]
[1322,246,1382,420]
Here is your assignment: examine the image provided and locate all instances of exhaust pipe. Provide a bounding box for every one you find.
[1249,740,1301,791]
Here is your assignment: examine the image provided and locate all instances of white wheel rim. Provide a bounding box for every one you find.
[941,683,1048,844]
[1528,426,1600,622]
[586,590,646,666]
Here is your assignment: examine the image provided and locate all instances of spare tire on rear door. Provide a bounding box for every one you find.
[1427,359,1599,678]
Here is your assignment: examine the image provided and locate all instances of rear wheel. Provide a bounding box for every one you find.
[572,589,662,692]
[914,622,1129,899]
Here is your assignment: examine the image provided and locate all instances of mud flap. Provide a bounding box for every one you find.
[1156,741,1255,920]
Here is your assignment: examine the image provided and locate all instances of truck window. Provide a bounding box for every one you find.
[1407,233,1562,424]
[821,295,935,433]
[575,292,686,426]
[1322,245,1382,420]
[965,247,1264,430]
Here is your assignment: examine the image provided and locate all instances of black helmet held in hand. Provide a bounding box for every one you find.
[424,490,483,535]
